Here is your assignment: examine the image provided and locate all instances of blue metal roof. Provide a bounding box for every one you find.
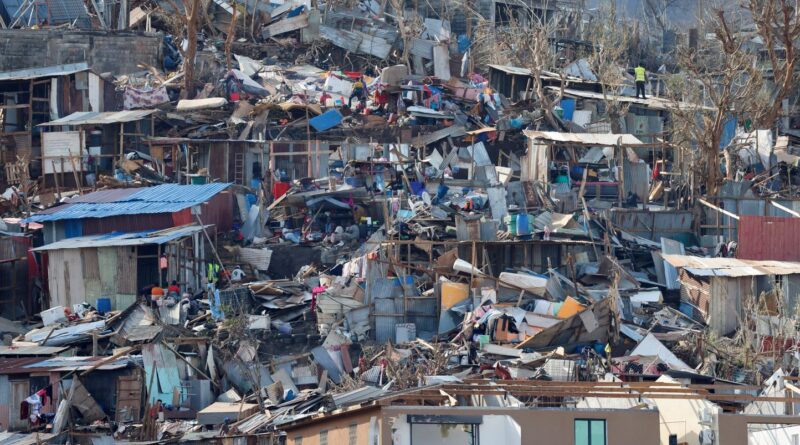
[25,183,230,222]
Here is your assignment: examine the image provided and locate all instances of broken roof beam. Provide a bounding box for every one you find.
[413,125,466,146]
[769,200,800,218]
[698,198,740,220]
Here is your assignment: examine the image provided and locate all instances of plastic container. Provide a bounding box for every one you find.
[96,297,112,314]
[40,306,67,326]
[190,175,207,185]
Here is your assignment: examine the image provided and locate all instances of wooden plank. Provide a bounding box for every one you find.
[261,12,309,38]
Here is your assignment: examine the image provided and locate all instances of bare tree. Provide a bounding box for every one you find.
[665,9,764,194]
[745,0,800,128]
[168,0,202,98]
[585,1,632,133]
[471,1,569,128]
[643,0,681,34]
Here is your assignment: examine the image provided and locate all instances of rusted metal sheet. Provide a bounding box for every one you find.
[738,215,800,261]
[679,269,710,315]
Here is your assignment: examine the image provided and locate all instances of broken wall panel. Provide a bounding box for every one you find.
[0,30,161,75]
[610,209,694,242]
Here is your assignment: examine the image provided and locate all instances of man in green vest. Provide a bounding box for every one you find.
[634,63,647,99]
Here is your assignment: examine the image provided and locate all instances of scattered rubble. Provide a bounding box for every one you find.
[3,0,800,443]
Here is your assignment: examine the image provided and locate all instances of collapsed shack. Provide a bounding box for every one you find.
[4,0,800,443]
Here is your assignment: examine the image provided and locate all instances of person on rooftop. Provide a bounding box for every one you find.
[635,62,648,99]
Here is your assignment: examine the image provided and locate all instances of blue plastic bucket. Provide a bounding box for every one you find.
[96,297,112,314]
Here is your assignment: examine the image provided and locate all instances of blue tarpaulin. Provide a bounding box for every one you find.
[286,5,305,16]
[309,109,343,132]
[457,34,471,53]
[560,98,576,121]
[721,116,737,149]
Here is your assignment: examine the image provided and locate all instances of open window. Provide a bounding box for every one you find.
[408,415,481,445]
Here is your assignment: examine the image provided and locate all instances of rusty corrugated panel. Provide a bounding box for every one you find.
[81,213,176,236]
[738,216,800,261]
[679,269,711,315]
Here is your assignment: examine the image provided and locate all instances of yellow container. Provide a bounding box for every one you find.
[556,296,586,319]
[441,282,469,310]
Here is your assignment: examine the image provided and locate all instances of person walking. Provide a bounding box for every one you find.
[349,77,366,108]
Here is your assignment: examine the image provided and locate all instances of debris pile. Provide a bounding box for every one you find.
[4,0,800,443]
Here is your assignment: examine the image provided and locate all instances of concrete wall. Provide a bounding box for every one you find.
[382,406,659,445]
[0,30,161,75]
[284,408,378,445]
[749,424,800,445]
[652,396,719,445]
[718,413,800,445]
[391,414,521,445]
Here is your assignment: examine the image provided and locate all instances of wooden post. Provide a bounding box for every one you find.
[119,123,124,166]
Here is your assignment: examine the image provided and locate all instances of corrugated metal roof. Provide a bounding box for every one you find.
[28,355,130,371]
[0,63,90,82]
[25,183,230,222]
[332,385,388,407]
[662,254,800,277]
[39,110,158,126]
[33,224,207,251]
[0,355,130,373]
[523,130,644,146]
[0,346,70,356]
[0,357,43,374]
[487,64,532,76]
[554,87,713,111]
[127,183,230,203]
[67,188,142,203]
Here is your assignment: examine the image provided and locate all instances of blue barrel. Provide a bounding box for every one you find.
[96,297,112,314]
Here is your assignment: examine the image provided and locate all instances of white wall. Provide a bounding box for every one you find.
[389,414,521,445]
[651,376,720,445]
[749,425,800,445]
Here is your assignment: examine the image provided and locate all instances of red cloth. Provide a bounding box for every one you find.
[272,182,291,200]
[374,90,388,105]
[167,285,180,294]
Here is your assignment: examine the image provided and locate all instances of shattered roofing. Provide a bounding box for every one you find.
[32,224,207,251]
[0,355,130,373]
[523,131,644,146]
[38,110,158,126]
[0,62,90,81]
[25,183,231,222]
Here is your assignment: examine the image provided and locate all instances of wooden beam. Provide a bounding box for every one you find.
[769,200,800,218]
[698,198,740,220]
